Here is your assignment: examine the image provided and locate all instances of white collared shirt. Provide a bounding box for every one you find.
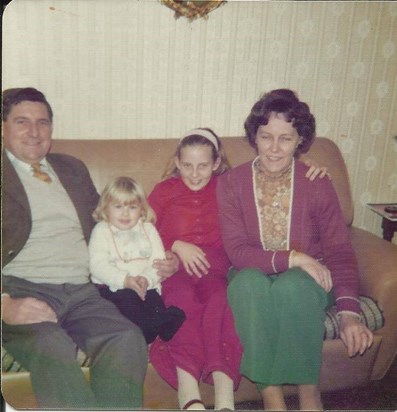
[6,149,56,180]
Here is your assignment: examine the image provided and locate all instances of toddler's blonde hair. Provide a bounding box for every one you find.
[93,176,155,223]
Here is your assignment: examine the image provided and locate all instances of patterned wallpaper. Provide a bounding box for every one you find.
[2,0,397,241]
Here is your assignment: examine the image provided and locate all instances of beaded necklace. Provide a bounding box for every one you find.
[108,221,150,263]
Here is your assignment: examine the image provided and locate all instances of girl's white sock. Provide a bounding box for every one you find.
[213,371,234,410]
[177,367,205,409]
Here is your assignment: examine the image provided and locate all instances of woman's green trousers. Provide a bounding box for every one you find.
[228,267,328,389]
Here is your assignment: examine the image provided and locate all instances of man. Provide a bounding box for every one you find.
[1,87,150,409]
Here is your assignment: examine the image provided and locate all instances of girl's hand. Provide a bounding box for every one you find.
[124,275,148,300]
[171,240,210,278]
[290,251,333,292]
[339,313,373,357]
[303,158,330,181]
[136,276,149,293]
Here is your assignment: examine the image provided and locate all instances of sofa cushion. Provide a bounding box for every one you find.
[49,137,354,226]
[1,346,90,373]
[2,296,384,374]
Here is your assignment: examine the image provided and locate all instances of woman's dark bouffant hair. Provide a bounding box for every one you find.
[244,89,316,154]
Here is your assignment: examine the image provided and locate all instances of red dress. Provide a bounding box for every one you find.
[148,176,242,389]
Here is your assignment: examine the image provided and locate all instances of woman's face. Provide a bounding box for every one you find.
[175,144,220,191]
[255,112,302,175]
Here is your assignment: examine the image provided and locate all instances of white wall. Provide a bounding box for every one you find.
[3,0,397,239]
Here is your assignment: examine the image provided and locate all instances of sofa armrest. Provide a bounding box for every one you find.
[349,226,397,379]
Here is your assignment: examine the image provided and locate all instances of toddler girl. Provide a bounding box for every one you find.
[89,176,185,344]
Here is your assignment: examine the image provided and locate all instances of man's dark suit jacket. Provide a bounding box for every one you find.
[2,153,100,268]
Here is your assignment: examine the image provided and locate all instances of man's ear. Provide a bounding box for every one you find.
[174,156,181,170]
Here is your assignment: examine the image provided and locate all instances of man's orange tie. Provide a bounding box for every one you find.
[31,163,52,183]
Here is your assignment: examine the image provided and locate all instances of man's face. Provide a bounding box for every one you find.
[3,101,53,164]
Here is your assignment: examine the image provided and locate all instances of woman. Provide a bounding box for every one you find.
[216,89,373,410]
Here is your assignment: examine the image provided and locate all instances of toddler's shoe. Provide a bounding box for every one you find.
[158,306,186,341]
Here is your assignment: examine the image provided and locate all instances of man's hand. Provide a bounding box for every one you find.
[153,250,179,279]
[171,240,210,278]
[1,294,58,325]
[339,312,373,357]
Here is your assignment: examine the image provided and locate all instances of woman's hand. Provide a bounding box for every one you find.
[153,250,180,279]
[2,294,58,324]
[171,240,210,278]
[290,251,333,292]
[339,313,374,357]
[303,158,330,181]
[124,275,148,300]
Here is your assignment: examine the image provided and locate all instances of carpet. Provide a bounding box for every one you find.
[235,358,397,411]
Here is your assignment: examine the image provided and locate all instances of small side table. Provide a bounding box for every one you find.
[382,217,397,242]
[367,203,397,242]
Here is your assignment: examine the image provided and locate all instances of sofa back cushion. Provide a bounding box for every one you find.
[50,136,354,225]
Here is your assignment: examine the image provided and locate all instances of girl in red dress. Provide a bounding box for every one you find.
[148,128,242,410]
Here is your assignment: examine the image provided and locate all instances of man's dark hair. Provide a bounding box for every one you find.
[2,87,53,122]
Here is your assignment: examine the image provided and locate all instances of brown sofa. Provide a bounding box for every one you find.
[2,136,397,410]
